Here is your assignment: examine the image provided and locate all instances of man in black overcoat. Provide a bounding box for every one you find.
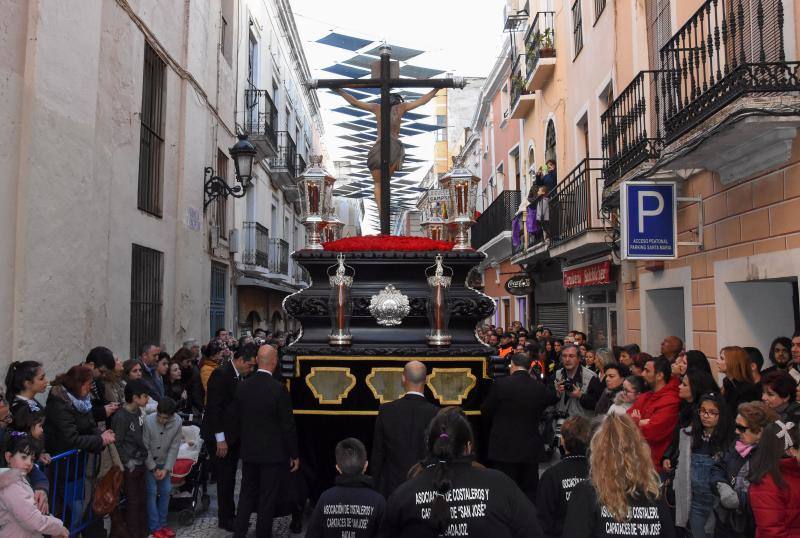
[371,360,438,497]
[201,342,257,531]
[481,352,557,504]
[230,343,299,538]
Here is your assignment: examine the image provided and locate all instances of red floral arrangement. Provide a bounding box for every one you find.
[323,235,456,252]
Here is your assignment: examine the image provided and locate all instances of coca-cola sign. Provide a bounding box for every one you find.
[504,275,533,296]
[563,260,612,289]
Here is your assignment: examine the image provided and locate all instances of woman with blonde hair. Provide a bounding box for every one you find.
[718,346,761,413]
[563,413,676,537]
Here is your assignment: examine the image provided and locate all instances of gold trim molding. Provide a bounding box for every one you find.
[305,367,357,404]
[427,368,477,405]
[365,367,406,404]
[296,356,489,380]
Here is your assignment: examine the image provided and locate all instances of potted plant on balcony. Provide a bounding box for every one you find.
[512,75,527,97]
[526,31,542,62]
[539,28,555,58]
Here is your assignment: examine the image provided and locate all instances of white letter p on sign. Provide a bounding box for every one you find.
[637,190,664,233]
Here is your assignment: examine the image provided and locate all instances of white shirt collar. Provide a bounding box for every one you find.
[406,391,424,397]
[257,369,273,375]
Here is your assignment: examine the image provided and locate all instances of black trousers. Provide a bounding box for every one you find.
[234,461,284,538]
[210,442,239,523]
[493,459,540,505]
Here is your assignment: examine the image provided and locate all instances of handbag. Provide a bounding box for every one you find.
[93,443,124,516]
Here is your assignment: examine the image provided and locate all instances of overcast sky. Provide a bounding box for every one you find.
[290,0,506,232]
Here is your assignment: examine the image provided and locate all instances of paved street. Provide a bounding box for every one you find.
[172,469,300,537]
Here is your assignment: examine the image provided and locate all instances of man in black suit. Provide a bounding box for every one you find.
[201,342,257,531]
[371,360,438,497]
[481,352,556,505]
[230,342,298,538]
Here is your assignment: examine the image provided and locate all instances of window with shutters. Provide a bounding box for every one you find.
[572,0,584,58]
[645,0,671,70]
[130,245,164,359]
[137,44,166,217]
[210,262,227,337]
[545,120,557,169]
[215,150,228,239]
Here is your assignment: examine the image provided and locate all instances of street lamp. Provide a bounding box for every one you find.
[203,134,257,210]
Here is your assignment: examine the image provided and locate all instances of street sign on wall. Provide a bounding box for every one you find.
[621,182,677,260]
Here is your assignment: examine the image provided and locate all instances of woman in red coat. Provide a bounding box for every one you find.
[749,420,800,538]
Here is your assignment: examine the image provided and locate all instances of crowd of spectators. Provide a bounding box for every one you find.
[1,320,800,537]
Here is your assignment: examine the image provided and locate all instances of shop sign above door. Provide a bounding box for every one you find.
[563,260,612,288]
[505,274,534,296]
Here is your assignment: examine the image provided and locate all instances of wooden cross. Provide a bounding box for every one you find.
[311,45,464,235]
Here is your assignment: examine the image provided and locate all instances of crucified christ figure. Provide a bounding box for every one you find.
[335,88,439,216]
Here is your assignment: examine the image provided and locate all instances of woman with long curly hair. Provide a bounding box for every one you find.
[381,407,541,537]
[563,413,676,538]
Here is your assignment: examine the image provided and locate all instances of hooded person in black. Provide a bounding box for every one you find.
[381,407,542,538]
[536,415,591,538]
[306,438,385,538]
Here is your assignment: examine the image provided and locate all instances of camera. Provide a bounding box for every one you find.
[563,377,574,393]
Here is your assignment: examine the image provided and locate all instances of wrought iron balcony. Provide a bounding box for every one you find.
[268,238,289,275]
[524,11,556,91]
[660,0,800,143]
[549,158,606,247]
[242,222,269,268]
[471,190,521,251]
[244,83,278,161]
[601,70,664,185]
[269,131,297,187]
[292,262,310,285]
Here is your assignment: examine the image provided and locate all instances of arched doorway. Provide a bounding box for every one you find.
[545,120,557,169]
[271,310,285,334]
[245,310,262,334]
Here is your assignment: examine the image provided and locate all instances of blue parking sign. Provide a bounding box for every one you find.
[621,182,677,260]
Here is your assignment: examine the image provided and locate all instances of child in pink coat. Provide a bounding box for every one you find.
[0,434,68,537]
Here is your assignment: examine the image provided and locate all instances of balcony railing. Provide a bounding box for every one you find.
[601,70,664,185]
[549,158,606,247]
[510,55,525,111]
[660,0,800,142]
[242,222,269,268]
[270,131,297,179]
[268,238,289,275]
[292,262,310,285]
[471,190,521,250]
[524,12,556,81]
[244,83,278,149]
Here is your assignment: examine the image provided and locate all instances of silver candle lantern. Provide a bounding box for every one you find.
[440,166,480,250]
[296,156,336,250]
[328,254,354,345]
[420,188,450,242]
[425,254,453,346]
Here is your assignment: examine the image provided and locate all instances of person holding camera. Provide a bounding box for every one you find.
[553,345,603,419]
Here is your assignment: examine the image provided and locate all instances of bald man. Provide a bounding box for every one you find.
[659,336,684,363]
[230,344,298,538]
[371,361,438,497]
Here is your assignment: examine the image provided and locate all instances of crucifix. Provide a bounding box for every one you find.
[310,45,465,235]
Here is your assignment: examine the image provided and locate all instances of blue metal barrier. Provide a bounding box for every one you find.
[48,449,97,536]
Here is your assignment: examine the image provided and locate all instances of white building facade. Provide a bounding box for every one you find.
[0,0,335,372]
